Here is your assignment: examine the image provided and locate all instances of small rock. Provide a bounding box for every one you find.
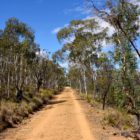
[103,126,106,130]
[113,132,117,136]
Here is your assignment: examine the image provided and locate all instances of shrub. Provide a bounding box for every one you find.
[16,101,29,118]
[79,93,98,107]
[28,101,37,112]
[39,89,54,103]
[102,109,133,130]
[0,100,18,127]
[0,88,55,131]
[32,96,43,108]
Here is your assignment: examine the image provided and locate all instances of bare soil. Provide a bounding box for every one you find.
[0,87,128,140]
[0,88,94,140]
[76,93,129,140]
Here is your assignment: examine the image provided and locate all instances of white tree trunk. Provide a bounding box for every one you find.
[83,70,87,96]
[79,79,82,94]
[7,71,10,98]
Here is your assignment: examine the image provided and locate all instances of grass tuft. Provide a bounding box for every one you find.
[0,88,55,131]
[102,109,133,130]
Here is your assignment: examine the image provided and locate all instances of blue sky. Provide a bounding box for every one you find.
[0,0,90,54]
[1,0,140,57]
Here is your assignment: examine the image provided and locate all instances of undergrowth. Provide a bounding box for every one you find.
[0,89,56,132]
[79,93,98,107]
[79,92,134,131]
[102,109,134,130]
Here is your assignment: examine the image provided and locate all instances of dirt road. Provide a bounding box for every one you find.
[0,87,95,140]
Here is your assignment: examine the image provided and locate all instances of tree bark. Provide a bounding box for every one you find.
[83,70,87,96]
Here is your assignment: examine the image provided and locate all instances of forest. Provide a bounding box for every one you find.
[1,0,140,139]
[54,0,140,131]
[0,17,66,130]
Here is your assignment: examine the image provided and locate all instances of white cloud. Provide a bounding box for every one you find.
[52,27,62,34]
[64,4,92,15]
[52,24,69,34]
[36,49,49,59]
[130,0,140,6]
[84,16,115,50]
[74,6,92,15]
[95,16,115,37]
[52,15,115,50]
[83,15,115,37]
[60,62,68,69]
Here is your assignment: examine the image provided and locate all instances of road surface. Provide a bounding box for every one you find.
[1,87,95,140]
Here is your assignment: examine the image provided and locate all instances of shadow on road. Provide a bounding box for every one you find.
[48,100,67,105]
[75,98,84,101]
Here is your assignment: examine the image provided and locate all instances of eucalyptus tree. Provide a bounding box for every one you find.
[89,0,140,57]
[67,65,83,92]
[114,41,140,125]
[43,60,66,90]
[2,18,35,100]
[87,0,140,110]
[57,19,107,95]
[0,18,65,101]
[95,53,114,109]
[31,50,48,93]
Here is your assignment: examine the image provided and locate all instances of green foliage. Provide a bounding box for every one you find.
[32,97,43,108]
[0,17,65,131]
[0,17,65,99]
[80,93,98,107]
[58,0,140,129]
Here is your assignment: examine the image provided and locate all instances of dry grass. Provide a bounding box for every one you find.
[79,92,134,131]
[102,109,134,130]
[79,93,99,107]
[0,89,55,132]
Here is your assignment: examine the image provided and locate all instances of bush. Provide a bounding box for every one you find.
[39,89,54,103]
[0,88,55,132]
[0,101,17,126]
[102,109,133,130]
[16,101,30,118]
[80,93,98,107]
[28,102,37,112]
[33,96,43,107]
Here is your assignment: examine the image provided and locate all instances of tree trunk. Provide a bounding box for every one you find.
[37,79,42,92]
[79,79,82,94]
[102,84,110,110]
[83,70,87,96]
[7,71,10,98]
[16,88,23,102]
